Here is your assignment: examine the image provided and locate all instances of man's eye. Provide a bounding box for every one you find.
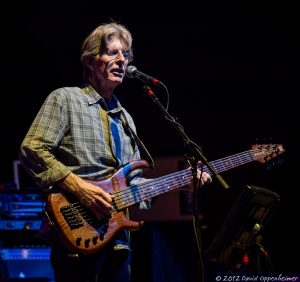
[110,50,119,56]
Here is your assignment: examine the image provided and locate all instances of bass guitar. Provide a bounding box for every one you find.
[47,143,285,255]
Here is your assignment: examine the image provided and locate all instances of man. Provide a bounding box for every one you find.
[19,22,212,282]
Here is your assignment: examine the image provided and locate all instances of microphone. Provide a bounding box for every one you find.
[125,65,163,87]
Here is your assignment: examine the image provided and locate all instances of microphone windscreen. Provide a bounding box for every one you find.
[126,65,137,78]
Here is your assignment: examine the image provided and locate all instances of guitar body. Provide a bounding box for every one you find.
[47,160,148,255]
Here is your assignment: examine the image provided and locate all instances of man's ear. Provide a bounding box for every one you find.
[82,56,95,71]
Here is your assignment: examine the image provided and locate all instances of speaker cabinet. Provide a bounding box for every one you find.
[0,248,54,281]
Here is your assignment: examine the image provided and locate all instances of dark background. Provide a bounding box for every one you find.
[0,0,299,280]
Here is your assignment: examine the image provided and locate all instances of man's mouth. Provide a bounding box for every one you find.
[111,68,124,77]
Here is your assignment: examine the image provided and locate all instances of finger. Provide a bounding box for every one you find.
[99,191,114,203]
[95,195,114,210]
[90,200,113,218]
[202,172,210,181]
[207,175,212,183]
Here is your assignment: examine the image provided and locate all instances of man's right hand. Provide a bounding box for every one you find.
[57,172,114,218]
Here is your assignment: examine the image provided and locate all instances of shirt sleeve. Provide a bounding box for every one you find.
[19,90,71,190]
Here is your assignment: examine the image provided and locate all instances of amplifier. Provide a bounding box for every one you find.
[0,248,50,260]
[0,192,44,220]
[0,248,54,281]
[0,220,42,231]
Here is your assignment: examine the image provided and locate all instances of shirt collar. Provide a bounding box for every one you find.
[81,84,102,105]
[81,84,122,112]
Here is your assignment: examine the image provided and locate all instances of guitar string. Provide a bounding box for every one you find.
[110,146,280,209]
[115,150,264,202]
[70,147,279,218]
[70,147,274,216]
[70,149,256,222]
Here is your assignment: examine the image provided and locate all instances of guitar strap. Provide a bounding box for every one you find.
[119,111,154,169]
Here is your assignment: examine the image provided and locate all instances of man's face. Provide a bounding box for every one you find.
[93,38,130,87]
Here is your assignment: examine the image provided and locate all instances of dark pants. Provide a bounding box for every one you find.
[50,244,131,282]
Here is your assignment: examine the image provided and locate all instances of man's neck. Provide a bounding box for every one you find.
[88,78,115,101]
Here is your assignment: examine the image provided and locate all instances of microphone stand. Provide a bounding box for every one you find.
[143,85,230,282]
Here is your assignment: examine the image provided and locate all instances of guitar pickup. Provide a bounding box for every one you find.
[60,205,84,230]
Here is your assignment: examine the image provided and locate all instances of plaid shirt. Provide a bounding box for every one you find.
[20,85,142,189]
[20,85,146,251]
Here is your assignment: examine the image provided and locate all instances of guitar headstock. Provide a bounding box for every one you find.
[251,144,285,164]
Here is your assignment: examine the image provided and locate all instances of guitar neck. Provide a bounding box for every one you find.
[210,148,254,174]
[113,149,255,210]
